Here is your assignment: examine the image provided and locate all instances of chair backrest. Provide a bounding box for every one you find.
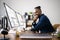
[53,24,60,30]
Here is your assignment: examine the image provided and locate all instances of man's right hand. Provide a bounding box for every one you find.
[33,15,38,22]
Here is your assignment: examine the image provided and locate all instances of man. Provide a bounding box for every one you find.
[31,6,55,33]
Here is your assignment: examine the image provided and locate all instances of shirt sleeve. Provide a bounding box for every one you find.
[31,16,46,31]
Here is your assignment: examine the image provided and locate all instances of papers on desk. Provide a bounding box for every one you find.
[8,29,16,34]
[25,27,31,31]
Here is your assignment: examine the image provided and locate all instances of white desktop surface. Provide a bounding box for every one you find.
[20,35,52,39]
[20,31,53,39]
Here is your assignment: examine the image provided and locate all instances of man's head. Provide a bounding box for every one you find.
[34,6,42,16]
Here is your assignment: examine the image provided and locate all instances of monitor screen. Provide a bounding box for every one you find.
[4,3,20,28]
[16,12,26,29]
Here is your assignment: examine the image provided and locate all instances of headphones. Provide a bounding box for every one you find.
[1,16,8,30]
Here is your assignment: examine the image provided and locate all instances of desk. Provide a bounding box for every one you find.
[17,31,60,40]
[19,31,52,40]
[0,31,60,40]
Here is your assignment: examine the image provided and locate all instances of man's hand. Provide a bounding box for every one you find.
[33,15,38,22]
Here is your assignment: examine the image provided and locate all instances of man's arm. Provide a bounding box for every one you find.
[31,16,46,31]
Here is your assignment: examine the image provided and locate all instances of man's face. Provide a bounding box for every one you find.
[35,9,42,16]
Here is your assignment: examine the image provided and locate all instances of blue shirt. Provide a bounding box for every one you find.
[31,14,55,33]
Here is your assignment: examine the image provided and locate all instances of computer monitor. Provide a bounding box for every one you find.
[16,12,26,30]
[4,3,26,31]
[4,3,20,28]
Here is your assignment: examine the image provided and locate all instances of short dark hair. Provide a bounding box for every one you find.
[35,6,41,9]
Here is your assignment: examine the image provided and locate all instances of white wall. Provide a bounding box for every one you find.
[0,0,60,24]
